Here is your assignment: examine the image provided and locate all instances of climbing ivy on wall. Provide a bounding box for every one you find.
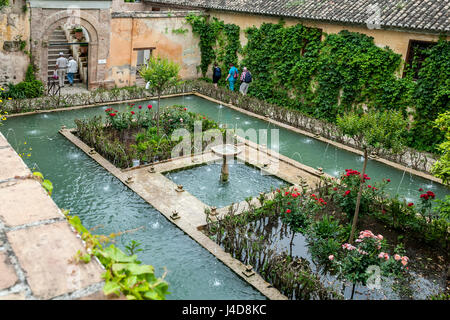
[408,39,450,153]
[187,17,449,153]
[0,0,9,9]
[186,14,240,77]
[242,22,322,114]
[243,25,414,122]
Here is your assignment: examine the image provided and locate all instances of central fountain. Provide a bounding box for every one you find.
[211,144,242,182]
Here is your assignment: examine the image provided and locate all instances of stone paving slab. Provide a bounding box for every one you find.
[0,133,9,148]
[78,290,127,300]
[0,292,26,300]
[0,145,30,181]
[6,221,104,300]
[0,179,63,227]
[0,252,18,291]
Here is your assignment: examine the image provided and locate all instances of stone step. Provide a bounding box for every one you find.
[49,35,67,39]
[48,48,71,53]
[47,70,81,78]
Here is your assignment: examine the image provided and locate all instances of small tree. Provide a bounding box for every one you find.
[431,111,450,185]
[139,56,181,135]
[337,110,408,243]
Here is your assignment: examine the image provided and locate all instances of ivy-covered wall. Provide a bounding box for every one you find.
[186,15,450,154]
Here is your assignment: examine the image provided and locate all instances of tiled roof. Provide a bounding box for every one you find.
[144,0,450,33]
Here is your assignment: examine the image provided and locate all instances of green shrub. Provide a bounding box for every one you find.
[4,80,44,99]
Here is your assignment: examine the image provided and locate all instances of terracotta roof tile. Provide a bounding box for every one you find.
[144,0,450,33]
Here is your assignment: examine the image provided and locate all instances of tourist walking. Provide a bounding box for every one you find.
[55,52,68,87]
[225,63,239,92]
[67,56,78,87]
[239,67,252,95]
[212,63,222,88]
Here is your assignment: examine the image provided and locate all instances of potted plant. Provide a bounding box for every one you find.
[79,43,88,55]
[74,27,83,40]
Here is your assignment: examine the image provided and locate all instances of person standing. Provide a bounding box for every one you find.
[55,52,68,87]
[225,63,239,92]
[239,67,252,95]
[67,56,78,87]
[212,63,221,88]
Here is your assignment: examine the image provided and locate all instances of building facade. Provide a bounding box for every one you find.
[1,0,448,89]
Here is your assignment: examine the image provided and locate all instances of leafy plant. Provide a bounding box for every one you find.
[336,110,408,243]
[431,111,450,185]
[139,56,182,135]
[32,171,53,195]
[65,212,169,300]
[0,0,8,9]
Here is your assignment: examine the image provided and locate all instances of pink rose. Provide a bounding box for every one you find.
[328,255,334,261]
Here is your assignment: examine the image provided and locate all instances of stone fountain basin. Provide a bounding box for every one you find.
[211,144,242,157]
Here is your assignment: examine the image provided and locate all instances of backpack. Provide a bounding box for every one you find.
[244,72,252,83]
[233,69,238,79]
[214,67,221,78]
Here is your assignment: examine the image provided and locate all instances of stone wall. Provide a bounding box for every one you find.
[107,10,203,87]
[0,0,30,86]
[210,11,449,64]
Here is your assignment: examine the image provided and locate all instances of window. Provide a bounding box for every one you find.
[134,47,155,74]
[403,40,436,79]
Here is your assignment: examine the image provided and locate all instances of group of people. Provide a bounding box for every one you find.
[55,52,78,87]
[212,63,252,95]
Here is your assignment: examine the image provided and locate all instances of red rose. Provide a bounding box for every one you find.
[408,203,414,207]
[184,108,187,111]
[419,188,423,192]
[287,202,291,205]
[131,111,135,115]
[368,185,372,188]
[344,190,351,196]
[387,179,391,182]
[333,187,338,191]
[109,113,116,117]
[138,106,142,109]
[148,105,152,109]
[286,209,291,213]
[203,117,206,119]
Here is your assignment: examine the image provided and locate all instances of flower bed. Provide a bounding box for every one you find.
[324,170,449,250]
[203,172,448,299]
[75,104,226,168]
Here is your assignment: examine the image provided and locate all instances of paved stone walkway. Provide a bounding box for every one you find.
[0,132,107,300]
[58,83,90,95]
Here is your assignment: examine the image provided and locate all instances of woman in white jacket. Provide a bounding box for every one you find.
[67,57,78,86]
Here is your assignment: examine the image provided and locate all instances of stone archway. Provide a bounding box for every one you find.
[30,8,110,90]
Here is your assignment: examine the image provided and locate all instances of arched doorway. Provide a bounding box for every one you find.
[47,25,90,90]
[33,10,103,90]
